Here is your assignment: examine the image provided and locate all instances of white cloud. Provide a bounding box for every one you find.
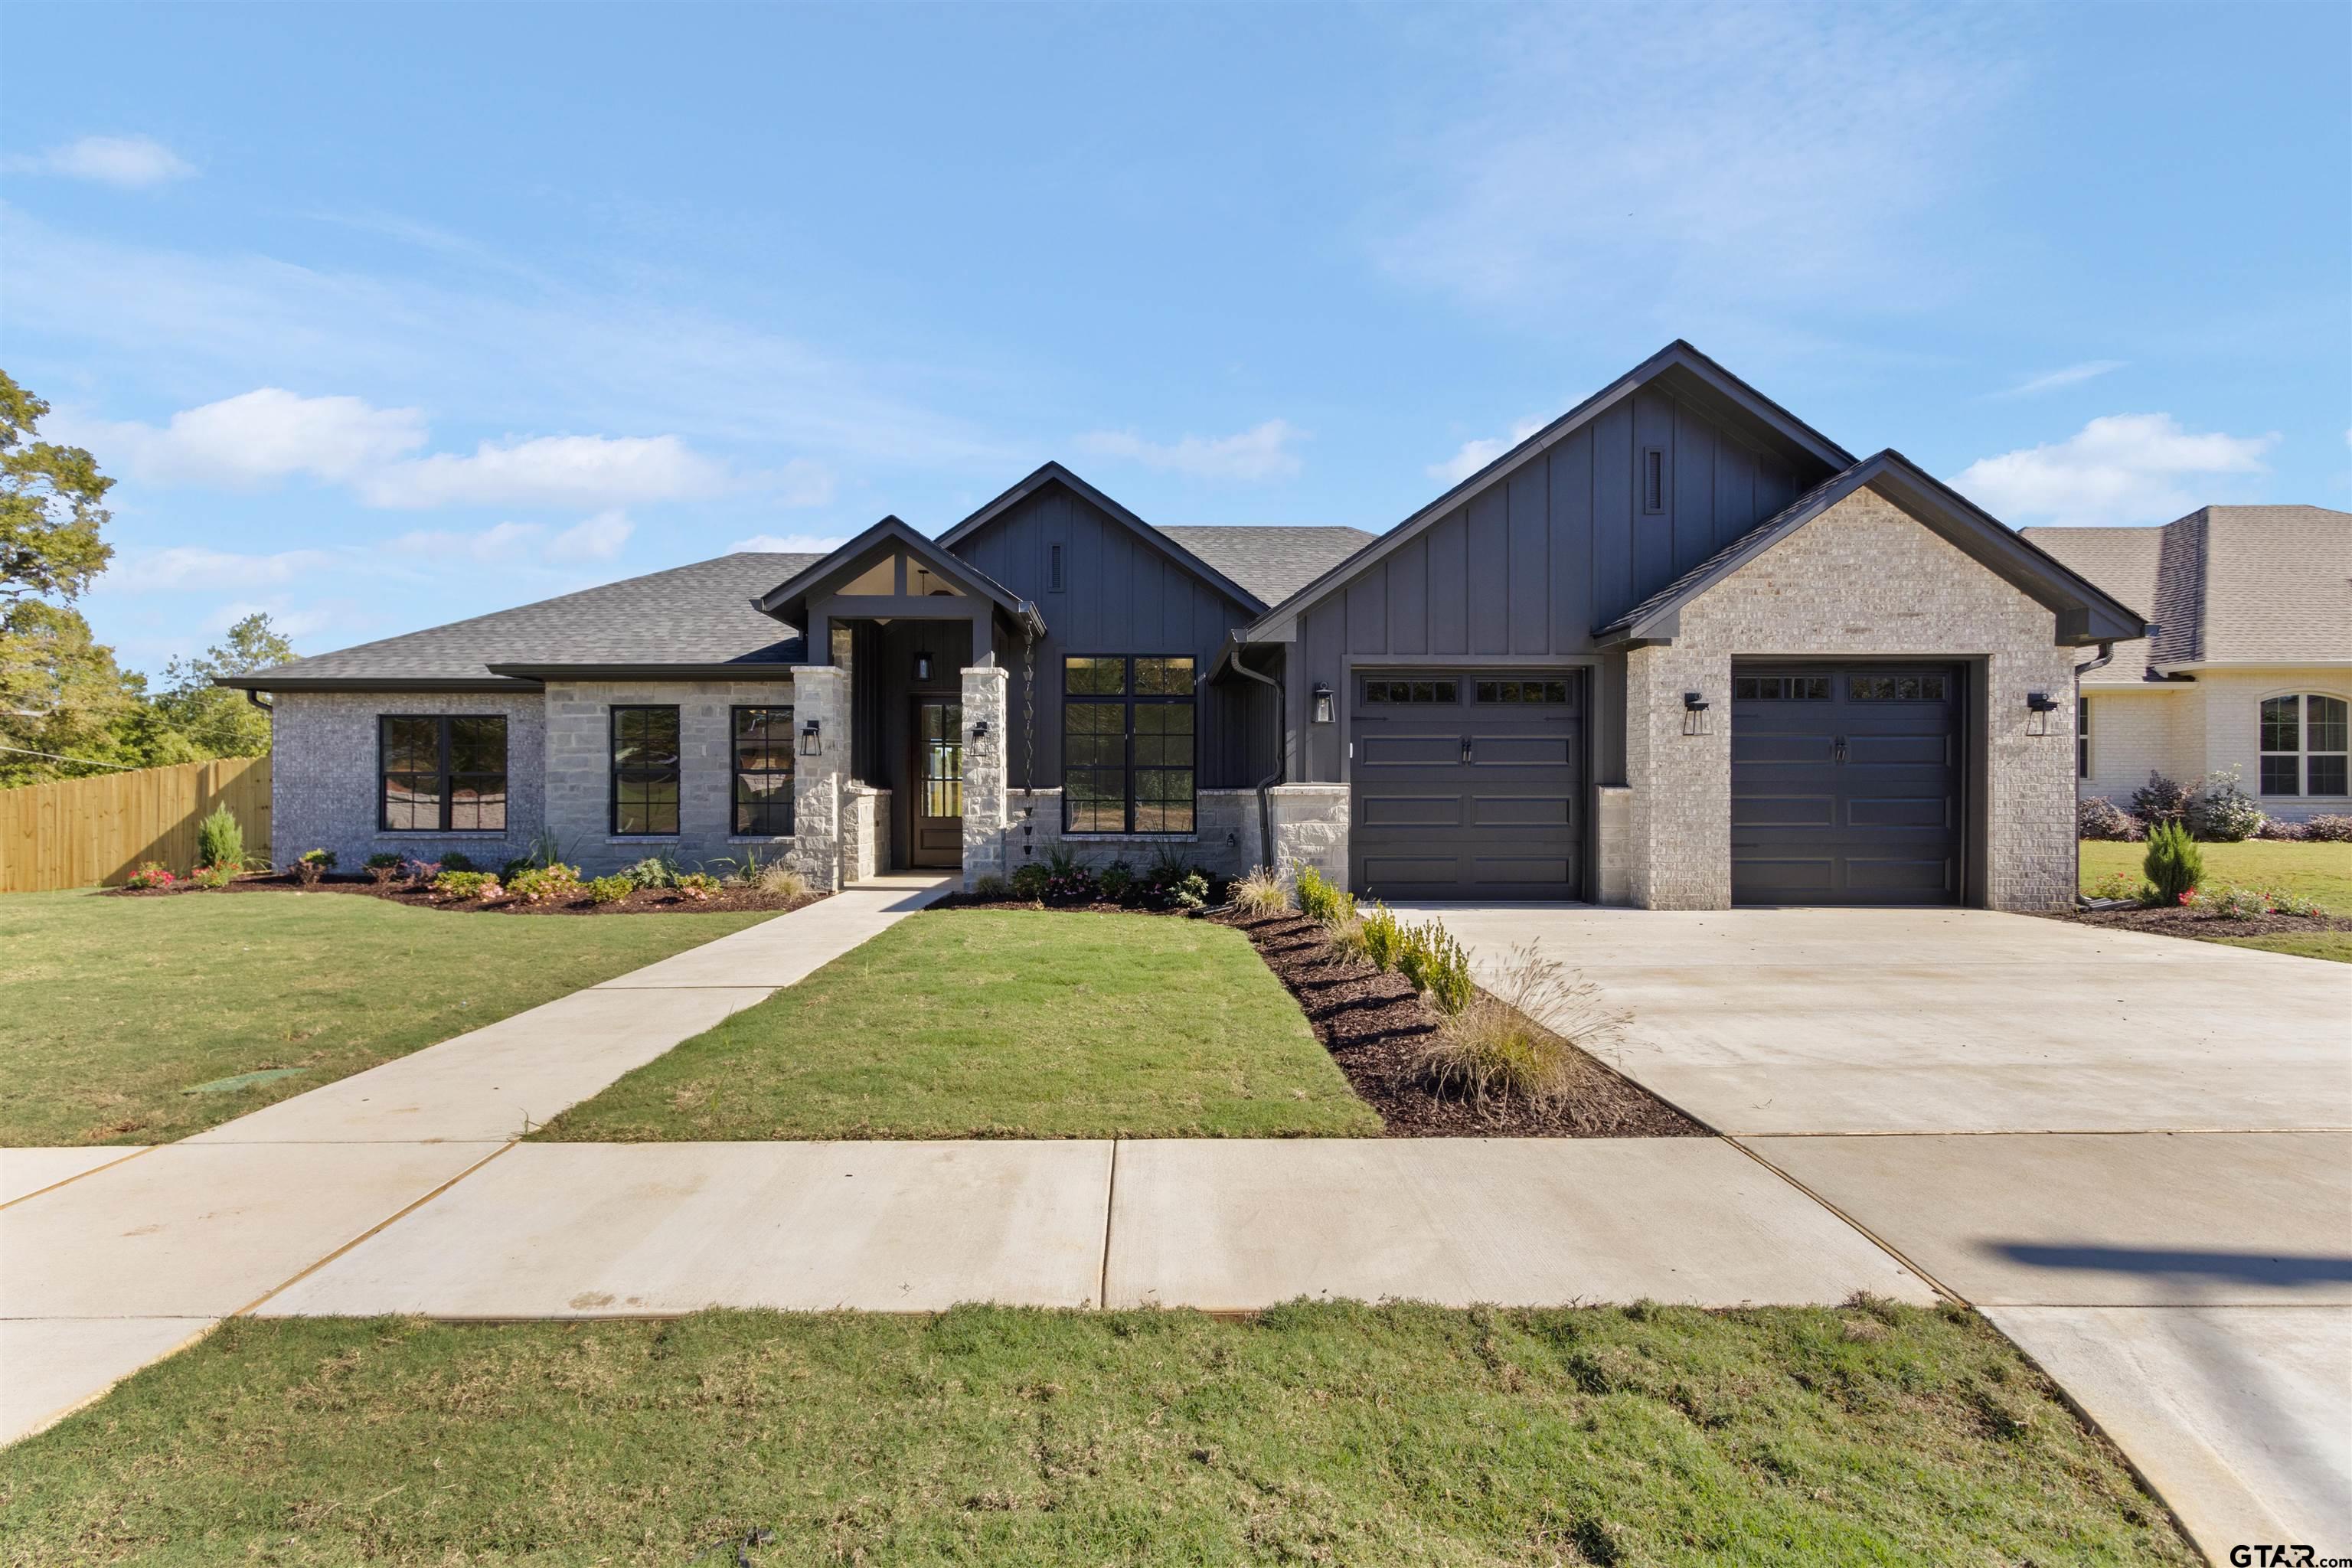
[358,433,729,509]
[729,531,849,554]
[6,134,194,188]
[1950,414,2279,527]
[204,600,342,641]
[1429,416,1547,482]
[547,509,634,563]
[103,544,338,594]
[387,510,636,567]
[1075,419,1307,482]
[70,389,428,488]
[1996,361,2126,399]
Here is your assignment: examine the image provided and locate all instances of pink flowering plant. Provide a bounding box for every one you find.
[124,862,177,890]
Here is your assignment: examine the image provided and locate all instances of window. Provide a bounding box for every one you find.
[1641,446,1665,514]
[2260,694,2349,797]
[2078,697,2090,780]
[611,706,681,835]
[1848,674,1948,701]
[1362,678,1459,704]
[1475,679,1569,704]
[380,715,508,832]
[1063,655,1194,833]
[1733,676,1830,701]
[731,705,794,835]
[1048,543,1065,592]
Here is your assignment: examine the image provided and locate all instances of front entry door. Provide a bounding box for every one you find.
[910,699,964,867]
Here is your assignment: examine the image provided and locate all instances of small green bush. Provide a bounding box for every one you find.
[1294,864,1344,923]
[187,860,237,890]
[438,851,476,873]
[972,874,1012,900]
[2142,820,2203,904]
[506,863,584,904]
[1360,903,1405,970]
[1397,919,1475,1017]
[2264,887,2325,917]
[2187,769,2265,843]
[621,854,680,890]
[1415,943,1625,1111]
[433,870,501,901]
[1098,860,1138,902]
[673,871,722,901]
[289,848,337,886]
[2086,870,2145,903]
[1168,871,1210,912]
[1229,864,1289,917]
[194,805,246,871]
[586,874,634,905]
[1010,862,1049,900]
[2185,884,2266,920]
[2130,772,2191,829]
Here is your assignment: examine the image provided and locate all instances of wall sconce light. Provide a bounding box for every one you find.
[913,650,933,682]
[1681,691,1711,737]
[2025,691,2059,737]
[969,717,994,760]
[1311,682,1334,724]
[798,718,822,756]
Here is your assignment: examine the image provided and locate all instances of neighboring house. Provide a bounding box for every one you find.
[222,341,2148,910]
[2026,505,2351,823]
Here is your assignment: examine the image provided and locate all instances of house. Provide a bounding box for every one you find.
[2025,506,2351,822]
[221,341,2149,909]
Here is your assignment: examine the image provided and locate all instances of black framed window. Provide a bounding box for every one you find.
[732,705,794,835]
[1733,676,1830,701]
[1847,673,1948,701]
[1362,678,1459,704]
[378,715,507,832]
[1063,655,1194,833]
[611,706,681,835]
[1475,678,1569,704]
[2261,694,2349,797]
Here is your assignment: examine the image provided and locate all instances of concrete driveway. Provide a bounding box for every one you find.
[1408,903,2352,1562]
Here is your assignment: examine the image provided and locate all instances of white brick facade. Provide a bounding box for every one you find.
[542,678,799,876]
[270,689,547,872]
[2082,674,2351,825]
[1622,488,2079,911]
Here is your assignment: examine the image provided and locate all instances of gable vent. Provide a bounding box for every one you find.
[1642,446,1666,514]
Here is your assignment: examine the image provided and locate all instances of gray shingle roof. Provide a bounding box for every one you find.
[1157,525,1378,606]
[225,552,822,687]
[2023,505,2350,683]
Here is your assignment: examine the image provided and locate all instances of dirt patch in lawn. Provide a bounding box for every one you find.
[2045,904,2352,943]
[1214,910,1707,1140]
[103,874,821,916]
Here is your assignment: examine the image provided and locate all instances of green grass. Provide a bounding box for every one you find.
[0,1302,2194,1566]
[0,890,776,1146]
[537,910,1380,1141]
[2080,838,2352,962]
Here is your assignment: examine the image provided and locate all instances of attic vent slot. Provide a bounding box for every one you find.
[1049,543,1065,592]
[1641,447,1665,514]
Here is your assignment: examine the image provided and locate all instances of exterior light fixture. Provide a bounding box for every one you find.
[913,650,933,682]
[969,717,995,759]
[1311,682,1334,724]
[2025,691,2059,737]
[1681,691,1711,737]
[798,718,822,756]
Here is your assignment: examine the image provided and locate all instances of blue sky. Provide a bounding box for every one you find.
[4,2,2346,676]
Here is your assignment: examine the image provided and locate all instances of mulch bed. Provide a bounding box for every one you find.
[102,874,823,916]
[1210,909,1708,1139]
[2045,904,2352,942]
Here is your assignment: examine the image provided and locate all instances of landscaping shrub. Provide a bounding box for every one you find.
[506,863,584,904]
[1037,845,1098,905]
[1397,920,1475,1017]
[2086,870,2145,903]
[123,862,176,890]
[1323,911,1370,964]
[1294,864,1348,923]
[755,861,811,901]
[2076,796,2141,842]
[2265,888,2326,917]
[1097,860,1138,903]
[500,858,534,882]
[971,874,1011,900]
[621,854,680,890]
[433,870,502,901]
[2184,884,2268,921]
[1360,903,1405,970]
[187,861,237,890]
[437,851,476,872]
[586,874,634,905]
[2130,771,2191,829]
[363,851,405,884]
[2253,817,2308,841]
[1009,862,1049,900]
[1167,871,1210,912]
[1229,864,1289,917]
[2306,814,2352,844]
[2142,820,2203,905]
[672,871,721,901]
[2187,769,2265,842]
[194,805,246,871]
[289,848,337,887]
[1415,942,1626,1111]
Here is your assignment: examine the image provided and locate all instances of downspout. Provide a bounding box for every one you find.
[244,688,273,713]
[2072,642,2115,907]
[1224,639,1282,871]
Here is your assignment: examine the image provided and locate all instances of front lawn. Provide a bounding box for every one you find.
[2079,838,2352,962]
[0,890,776,1146]
[537,910,1381,1140]
[0,1302,2192,1565]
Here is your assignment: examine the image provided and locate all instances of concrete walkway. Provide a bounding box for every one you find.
[0,874,952,1443]
[1411,903,2352,1562]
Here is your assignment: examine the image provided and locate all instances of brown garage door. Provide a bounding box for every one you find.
[1730,663,1962,906]
[1350,671,1583,901]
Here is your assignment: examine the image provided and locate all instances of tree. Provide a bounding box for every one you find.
[2,371,113,605]
[154,612,296,759]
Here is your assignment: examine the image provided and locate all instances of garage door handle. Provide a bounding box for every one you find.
[1461,737,1474,763]
[1832,737,1848,763]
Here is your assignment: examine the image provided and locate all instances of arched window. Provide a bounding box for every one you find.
[2259,694,2349,797]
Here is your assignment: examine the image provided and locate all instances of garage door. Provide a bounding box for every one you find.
[1351,671,1583,901]
[1731,664,1962,906]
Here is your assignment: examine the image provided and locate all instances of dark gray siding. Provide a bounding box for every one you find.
[949,481,1267,792]
[1294,387,1828,784]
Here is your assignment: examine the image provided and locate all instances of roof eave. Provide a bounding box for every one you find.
[212,675,541,693]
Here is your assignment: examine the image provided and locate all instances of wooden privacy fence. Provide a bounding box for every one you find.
[0,756,272,893]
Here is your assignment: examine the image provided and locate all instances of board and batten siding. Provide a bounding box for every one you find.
[1292,387,1826,783]
[949,480,1276,793]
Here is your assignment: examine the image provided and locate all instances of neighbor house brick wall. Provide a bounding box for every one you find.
[269,689,547,872]
[542,678,797,877]
[2191,671,2352,823]
[2080,689,2189,808]
[1624,487,2079,911]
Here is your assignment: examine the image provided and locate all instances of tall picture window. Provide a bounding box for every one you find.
[731,705,794,835]
[611,706,682,835]
[378,715,508,832]
[2260,694,2349,796]
[1063,655,1195,833]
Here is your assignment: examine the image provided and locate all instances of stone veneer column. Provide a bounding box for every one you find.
[1268,783,1349,888]
[788,665,848,891]
[960,664,1009,891]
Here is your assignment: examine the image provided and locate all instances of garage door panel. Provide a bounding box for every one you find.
[1733,792,1835,827]
[1360,794,1462,828]
[1359,854,1459,885]
[1470,855,1576,886]
[1359,734,1462,767]
[1847,795,1952,828]
[1471,794,1573,827]
[1846,734,1951,766]
[1472,733,1577,766]
[1845,858,1956,893]
[1735,733,1834,764]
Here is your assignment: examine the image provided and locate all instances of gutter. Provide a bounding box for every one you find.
[1222,636,1283,871]
[2072,642,2115,910]
[244,689,272,713]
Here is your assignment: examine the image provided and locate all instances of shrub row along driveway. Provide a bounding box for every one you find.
[1413,901,2352,1560]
